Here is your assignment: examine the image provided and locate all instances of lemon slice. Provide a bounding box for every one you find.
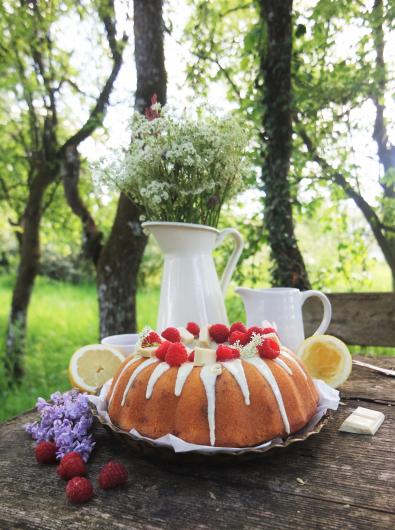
[297,335,352,388]
[69,345,124,393]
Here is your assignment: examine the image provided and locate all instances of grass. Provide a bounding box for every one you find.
[0,275,168,422]
[0,274,392,423]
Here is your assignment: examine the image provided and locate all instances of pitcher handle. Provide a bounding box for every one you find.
[300,290,332,336]
[215,228,244,296]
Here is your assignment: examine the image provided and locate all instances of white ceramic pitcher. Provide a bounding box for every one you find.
[142,222,244,330]
[235,287,332,352]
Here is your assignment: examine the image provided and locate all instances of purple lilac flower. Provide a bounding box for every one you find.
[25,390,95,462]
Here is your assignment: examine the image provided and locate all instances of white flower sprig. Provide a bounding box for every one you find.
[135,326,152,350]
[239,333,265,359]
[94,102,250,228]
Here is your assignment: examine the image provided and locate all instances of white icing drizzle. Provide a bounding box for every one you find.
[200,365,219,446]
[108,355,142,408]
[174,362,194,396]
[223,359,250,405]
[281,350,307,379]
[274,357,293,375]
[246,357,290,434]
[121,357,158,406]
[146,362,171,399]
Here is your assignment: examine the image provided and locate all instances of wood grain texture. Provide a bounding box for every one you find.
[341,357,395,404]
[303,292,395,346]
[0,357,394,530]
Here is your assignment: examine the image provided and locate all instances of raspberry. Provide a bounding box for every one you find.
[57,452,86,480]
[165,343,188,367]
[98,460,128,490]
[230,321,247,334]
[209,323,230,343]
[155,341,171,361]
[35,441,57,464]
[66,476,93,504]
[188,350,195,362]
[261,327,277,335]
[257,338,280,360]
[216,344,240,362]
[247,326,265,339]
[186,322,200,337]
[229,331,249,346]
[142,331,162,347]
[161,327,181,343]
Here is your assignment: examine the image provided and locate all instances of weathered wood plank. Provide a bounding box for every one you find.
[1,358,394,529]
[340,356,395,404]
[303,292,395,347]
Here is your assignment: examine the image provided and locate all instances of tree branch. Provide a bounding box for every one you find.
[295,117,395,266]
[59,0,127,152]
[193,51,242,102]
[60,145,103,265]
[0,175,10,202]
[221,2,254,18]
[371,0,395,198]
[13,50,41,153]
[41,178,60,216]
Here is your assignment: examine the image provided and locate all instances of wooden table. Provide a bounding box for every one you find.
[1,356,394,530]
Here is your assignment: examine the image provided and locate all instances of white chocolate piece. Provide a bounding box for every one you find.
[210,363,223,375]
[198,325,211,348]
[339,407,385,435]
[137,346,157,358]
[194,347,216,366]
[178,326,194,345]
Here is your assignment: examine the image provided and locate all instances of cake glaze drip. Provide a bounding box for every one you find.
[108,354,142,408]
[246,357,290,434]
[200,365,219,446]
[274,357,293,375]
[174,362,194,396]
[121,357,157,406]
[281,350,307,379]
[146,362,170,399]
[223,359,250,405]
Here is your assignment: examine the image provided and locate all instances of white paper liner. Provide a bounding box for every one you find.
[89,377,339,455]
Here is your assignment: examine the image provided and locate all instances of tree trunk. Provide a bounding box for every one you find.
[371,0,395,290]
[258,0,311,290]
[96,196,147,337]
[5,172,52,382]
[96,0,167,337]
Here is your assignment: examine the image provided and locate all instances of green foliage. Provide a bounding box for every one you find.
[0,0,122,272]
[185,0,395,287]
[0,275,159,421]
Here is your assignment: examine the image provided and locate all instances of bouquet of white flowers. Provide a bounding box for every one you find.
[95,97,249,228]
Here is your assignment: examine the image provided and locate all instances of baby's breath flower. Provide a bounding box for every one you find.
[240,333,265,359]
[136,326,153,349]
[93,104,250,228]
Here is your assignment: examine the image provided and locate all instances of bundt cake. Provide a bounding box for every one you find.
[106,322,319,447]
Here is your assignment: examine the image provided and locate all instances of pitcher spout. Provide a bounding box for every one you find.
[235,287,257,301]
[235,287,267,329]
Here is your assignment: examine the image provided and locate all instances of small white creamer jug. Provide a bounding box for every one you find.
[235,287,332,352]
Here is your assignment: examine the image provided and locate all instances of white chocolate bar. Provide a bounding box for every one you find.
[137,346,157,358]
[194,347,216,366]
[339,407,385,435]
[178,326,195,345]
[198,325,211,348]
